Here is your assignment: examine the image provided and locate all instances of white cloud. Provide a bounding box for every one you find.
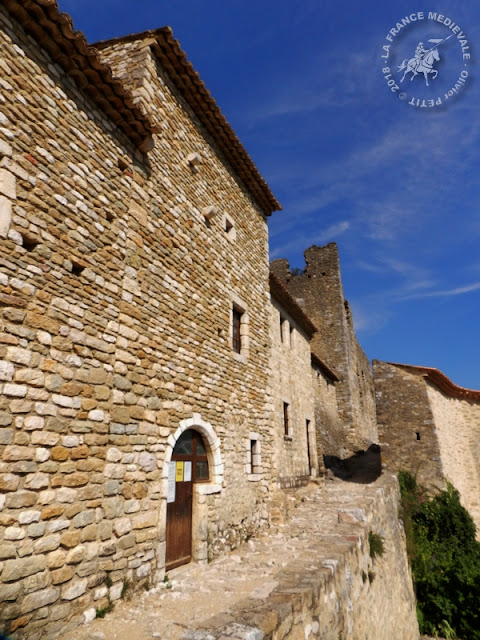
[400,281,480,300]
[270,220,350,259]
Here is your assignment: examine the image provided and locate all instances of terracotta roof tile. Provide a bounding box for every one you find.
[387,362,480,400]
[5,0,159,149]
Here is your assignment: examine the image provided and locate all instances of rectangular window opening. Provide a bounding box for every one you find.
[248,437,261,475]
[280,315,286,343]
[283,402,290,437]
[232,306,242,354]
[306,420,312,473]
[224,215,236,240]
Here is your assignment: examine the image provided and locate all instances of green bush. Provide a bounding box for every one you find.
[398,471,480,639]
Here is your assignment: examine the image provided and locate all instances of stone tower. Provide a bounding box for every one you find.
[271,243,378,456]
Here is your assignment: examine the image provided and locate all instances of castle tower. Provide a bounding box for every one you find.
[271,243,378,456]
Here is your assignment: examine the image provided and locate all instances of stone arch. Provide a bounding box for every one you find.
[162,413,224,488]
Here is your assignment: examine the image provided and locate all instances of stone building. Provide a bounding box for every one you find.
[271,243,378,458]
[0,2,463,639]
[268,272,319,487]
[374,360,480,535]
[0,1,288,636]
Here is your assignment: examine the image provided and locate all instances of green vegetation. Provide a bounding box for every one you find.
[398,471,480,639]
[368,531,385,559]
[120,578,132,600]
[95,601,114,619]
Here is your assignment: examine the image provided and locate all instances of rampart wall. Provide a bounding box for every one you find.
[374,360,480,535]
[178,476,419,640]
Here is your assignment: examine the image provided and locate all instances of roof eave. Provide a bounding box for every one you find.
[95,27,281,216]
[6,0,158,150]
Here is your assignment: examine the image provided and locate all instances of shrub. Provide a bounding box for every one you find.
[399,471,480,639]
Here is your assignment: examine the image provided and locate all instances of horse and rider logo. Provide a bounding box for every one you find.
[381,12,471,109]
[398,35,452,86]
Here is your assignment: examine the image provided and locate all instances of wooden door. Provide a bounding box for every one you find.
[165,475,193,570]
[165,430,209,571]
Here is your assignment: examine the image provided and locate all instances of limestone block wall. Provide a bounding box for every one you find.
[426,386,480,533]
[269,298,318,488]
[311,363,343,459]
[96,35,277,547]
[374,360,480,535]
[0,8,277,638]
[271,244,378,456]
[373,361,444,488]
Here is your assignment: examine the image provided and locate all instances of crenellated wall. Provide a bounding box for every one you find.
[271,244,378,457]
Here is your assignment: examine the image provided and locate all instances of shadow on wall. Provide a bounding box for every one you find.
[324,444,382,484]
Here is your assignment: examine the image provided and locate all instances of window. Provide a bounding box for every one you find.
[232,307,242,354]
[172,430,209,482]
[283,402,290,437]
[224,214,236,240]
[306,419,312,473]
[280,313,293,348]
[280,315,287,343]
[230,295,249,360]
[246,432,262,480]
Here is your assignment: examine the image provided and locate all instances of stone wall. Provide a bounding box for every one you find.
[269,295,318,488]
[271,244,378,457]
[374,360,480,535]
[311,361,342,462]
[179,476,419,640]
[373,361,443,489]
[427,387,480,533]
[0,7,279,637]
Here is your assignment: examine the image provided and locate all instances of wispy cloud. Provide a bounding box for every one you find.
[270,221,350,260]
[400,281,480,300]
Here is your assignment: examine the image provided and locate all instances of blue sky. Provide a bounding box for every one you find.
[57,0,480,389]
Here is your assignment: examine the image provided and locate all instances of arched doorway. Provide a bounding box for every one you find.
[165,429,209,570]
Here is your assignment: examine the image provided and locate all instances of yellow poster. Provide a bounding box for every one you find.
[175,461,184,482]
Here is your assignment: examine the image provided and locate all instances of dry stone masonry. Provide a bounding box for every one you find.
[271,244,378,458]
[374,361,480,536]
[0,2,281,636]
[0,1,477,639]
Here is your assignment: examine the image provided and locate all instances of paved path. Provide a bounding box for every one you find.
[61,476,409,640]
